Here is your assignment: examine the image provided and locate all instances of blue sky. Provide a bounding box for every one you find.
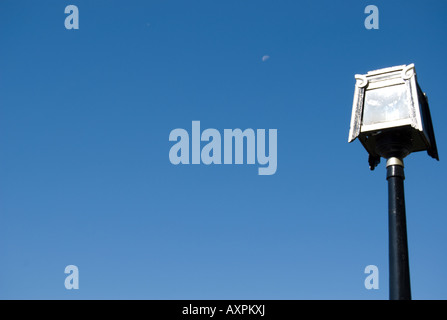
[1,0,446,299]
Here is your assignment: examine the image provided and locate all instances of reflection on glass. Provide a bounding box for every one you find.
[362,85,410,126]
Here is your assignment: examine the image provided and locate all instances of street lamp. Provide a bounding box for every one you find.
[348,64,439,300]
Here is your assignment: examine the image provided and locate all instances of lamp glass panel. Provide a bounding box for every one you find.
[362,84,411,126]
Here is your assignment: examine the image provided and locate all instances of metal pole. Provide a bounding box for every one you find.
[386,157,411,300]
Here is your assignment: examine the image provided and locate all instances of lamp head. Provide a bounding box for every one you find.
[348,64,439,170]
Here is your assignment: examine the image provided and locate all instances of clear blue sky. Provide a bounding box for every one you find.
[1,0,446,299]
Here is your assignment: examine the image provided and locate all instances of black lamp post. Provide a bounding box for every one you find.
[348,64,439,300]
